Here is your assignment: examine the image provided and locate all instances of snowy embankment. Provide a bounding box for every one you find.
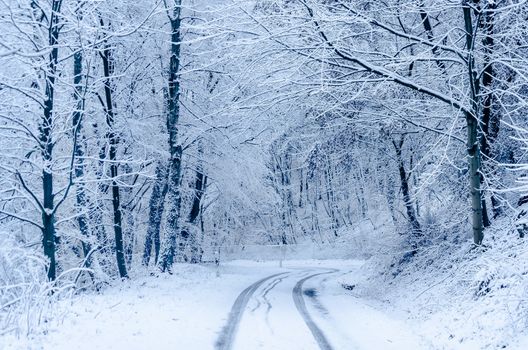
[342,217,528,350]
[1,263,281,350]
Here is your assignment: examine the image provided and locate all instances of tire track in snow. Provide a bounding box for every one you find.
[259,273,290,330]
[292,269,338,350]
[215,272,288,350]
[249,273,287,313]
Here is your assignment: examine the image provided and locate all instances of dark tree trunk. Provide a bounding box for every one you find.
[189,171,206,225]
[463,2,485,244]
[40,0,63,281]
[299,168,304,208]
[323,164,339,237]
[125,209,135,267]
[159,1,184,272]
[186,169,207,263]
[418,1,446,71]
[100,30,128,278]
[272,150,294,244]
[476,0,502,220]
[392,137,421,238]
[143,162,168,266]
[72,43,92,265]
[160,145,184,269]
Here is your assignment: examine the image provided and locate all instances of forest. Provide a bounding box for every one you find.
[1,0,528,349]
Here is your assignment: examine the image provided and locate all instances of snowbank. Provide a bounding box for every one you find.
[342,216,528,349]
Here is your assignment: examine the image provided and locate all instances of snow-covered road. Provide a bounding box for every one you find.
[5,260,427,350]
[216,268,337,350]
[291,269,338,350]
[216,265,424,350]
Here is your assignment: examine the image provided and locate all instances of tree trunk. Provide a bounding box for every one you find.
[418,1,446,71]
[72,41,92,266]
[392,137,421,237]
[323,161,339,237]
[143,162,168,266]
[466,113,484,244]
[386,174,398,226]
[476,0,502,219]
[159,146,183,269]
[158,1,184,272]
[186,169,207,263]
[189,172,206,225]
[125,208,135,267]
[100,32,128,278]
[40,0,63,281]
[463,2,484,244]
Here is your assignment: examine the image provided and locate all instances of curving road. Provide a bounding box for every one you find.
[215,268,339,350]
[292,270,338,350]
[215,272,289,350]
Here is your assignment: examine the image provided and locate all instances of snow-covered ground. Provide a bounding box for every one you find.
[5,246,528,350]
[2,259,430,350]
[2,262,280,350]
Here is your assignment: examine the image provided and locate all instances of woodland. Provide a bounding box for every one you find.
[1,1,528,348]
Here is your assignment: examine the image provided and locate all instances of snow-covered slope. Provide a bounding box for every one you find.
[343,217,528,349]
